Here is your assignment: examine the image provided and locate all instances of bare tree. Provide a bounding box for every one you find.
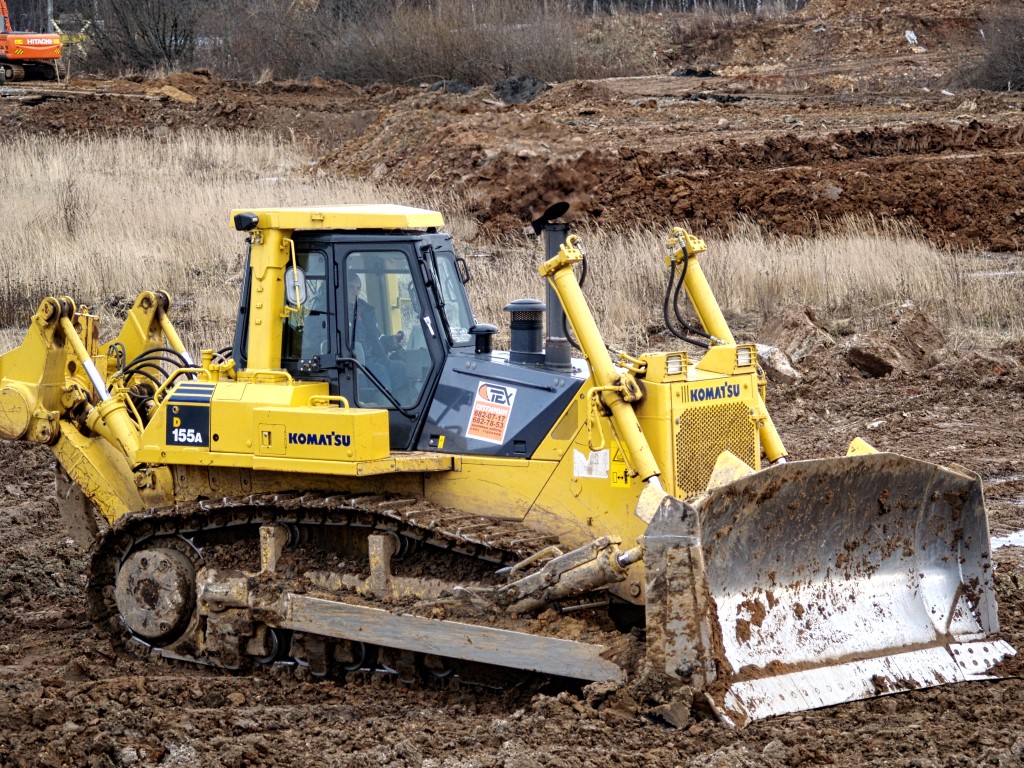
[967,10,1024,92]
[89,0,203,69]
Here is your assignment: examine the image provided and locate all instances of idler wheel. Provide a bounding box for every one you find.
[115,547,196,643]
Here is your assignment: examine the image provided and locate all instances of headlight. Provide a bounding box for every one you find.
[736,346,753,368]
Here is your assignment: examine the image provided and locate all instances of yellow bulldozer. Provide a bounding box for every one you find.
[0,204,1013,725]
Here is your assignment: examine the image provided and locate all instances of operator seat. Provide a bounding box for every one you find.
[404,324,431,401]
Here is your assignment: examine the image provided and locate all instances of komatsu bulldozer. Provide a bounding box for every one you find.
[0,204,1013,725]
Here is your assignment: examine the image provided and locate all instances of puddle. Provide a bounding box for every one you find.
[992,530,1024,549]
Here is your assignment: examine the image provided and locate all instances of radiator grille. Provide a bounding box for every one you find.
[675,401,758,498]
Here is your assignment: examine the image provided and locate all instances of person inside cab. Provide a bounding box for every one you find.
[347,272,384,359]
[347,271,408,400]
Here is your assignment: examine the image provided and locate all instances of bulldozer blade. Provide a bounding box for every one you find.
[643,452,1015,725]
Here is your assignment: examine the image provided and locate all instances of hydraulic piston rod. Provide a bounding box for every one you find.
[539,236,661,482]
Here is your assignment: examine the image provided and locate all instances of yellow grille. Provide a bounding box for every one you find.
[675,401,758,498]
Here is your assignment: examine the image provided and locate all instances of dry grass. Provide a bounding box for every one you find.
[699,218,1024,346]
[0,132,1019,361]
[472,218,1024,350]
[0,132,473,350]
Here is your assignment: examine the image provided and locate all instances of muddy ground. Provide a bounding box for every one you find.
[0,338,1021,768]
[2,0,1024,764]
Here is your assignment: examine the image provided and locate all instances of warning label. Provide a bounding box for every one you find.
[610,446,631,488]
[466,381,516,445]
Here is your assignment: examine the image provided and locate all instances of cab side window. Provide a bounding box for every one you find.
[435,254,474,346]
[282,250,329,360]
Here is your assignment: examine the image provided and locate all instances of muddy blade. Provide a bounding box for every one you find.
[646,453,1015,724]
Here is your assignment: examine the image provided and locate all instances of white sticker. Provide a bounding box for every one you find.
[573,449,610,479]
[466,381,517,445]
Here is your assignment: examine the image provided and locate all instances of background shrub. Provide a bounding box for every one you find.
[18,0,805,83]
[962,9,1024,92]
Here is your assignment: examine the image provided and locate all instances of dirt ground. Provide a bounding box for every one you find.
[0,335,1021,768]
[1,0,1024,764]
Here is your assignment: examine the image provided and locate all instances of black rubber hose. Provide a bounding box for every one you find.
[120,367,163,391]
[662,260,681,337]
[672,254,712,342]
[125,356,189,371]
[124,348,196,380]
[672,270,711,346]
[129,347,190,366]
[662,259,710,349]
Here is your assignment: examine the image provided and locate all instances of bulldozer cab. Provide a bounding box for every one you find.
[231,225,476,451]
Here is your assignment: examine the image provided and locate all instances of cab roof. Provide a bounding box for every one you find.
[229,205,445,232]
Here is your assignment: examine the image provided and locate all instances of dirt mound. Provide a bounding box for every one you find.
[845,304,947,376]
[332,105,1024,248]
[801,0,998,21]
[759,305,836,363]
[1,0,1022,249]
[0,72,392,146]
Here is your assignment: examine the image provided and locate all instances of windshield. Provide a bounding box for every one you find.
[435,252,474,346]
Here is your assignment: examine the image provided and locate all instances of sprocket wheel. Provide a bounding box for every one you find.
[114,546,197,644]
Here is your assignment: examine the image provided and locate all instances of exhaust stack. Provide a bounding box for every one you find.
[543,222,573,370]
[504,299,546,365]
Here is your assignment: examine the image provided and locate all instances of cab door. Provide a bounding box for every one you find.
[334,246,445,450]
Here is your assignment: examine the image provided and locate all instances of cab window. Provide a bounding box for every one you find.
[435,253,474,346]
[282,250,329,360]
[343,250,433,408]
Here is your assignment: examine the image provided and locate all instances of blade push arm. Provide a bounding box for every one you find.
[539,235,661,483]
[666,229,787,463]
[0,293,180,526]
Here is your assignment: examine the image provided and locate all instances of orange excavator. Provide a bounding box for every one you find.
[0,0,62,81]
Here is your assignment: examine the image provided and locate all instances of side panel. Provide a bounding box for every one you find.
[138,380,391,468]
[529,412,649,551]
[425,456,554,522]
[417,352,584,457]
[0,33,61,62]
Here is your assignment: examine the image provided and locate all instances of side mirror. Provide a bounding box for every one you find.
[285,266,307,307]
[455,256,471,285]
